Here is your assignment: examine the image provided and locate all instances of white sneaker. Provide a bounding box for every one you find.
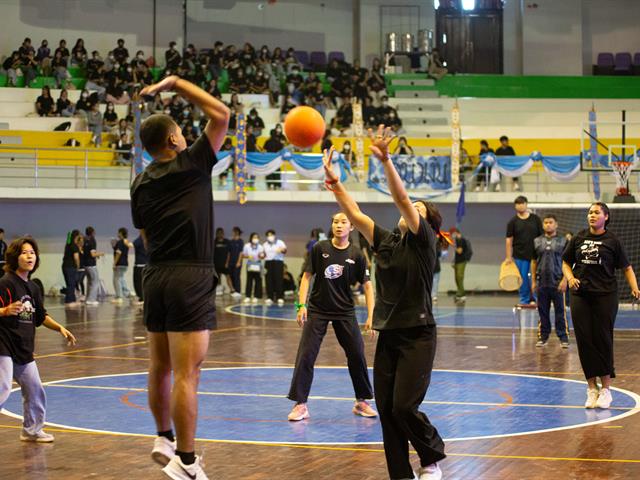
[151,436,176,466]
[111,298,124,304]
[585,387,599,409]
[85,300,100,306]
[162,455,208,480]
[243,297,251,304]
[20,430,55,443]
[418,462,442,480]
[251,297,258,304]
[277,298,284,306]
[288,403,310,421]
[265,298,273,306]
[231,292,242,299]
[596,388,612,409]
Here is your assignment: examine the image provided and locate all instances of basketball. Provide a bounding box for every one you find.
[284,106,325,148]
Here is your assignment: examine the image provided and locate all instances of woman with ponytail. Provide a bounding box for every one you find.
[61,229,81,308]
[322,125,449,480]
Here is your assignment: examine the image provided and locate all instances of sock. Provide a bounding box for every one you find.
[157,430,175,442]
[176,450,196,465]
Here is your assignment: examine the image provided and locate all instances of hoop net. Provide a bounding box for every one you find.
[611,161,634,194]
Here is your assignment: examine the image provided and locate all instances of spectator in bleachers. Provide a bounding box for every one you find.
[229,68,249,93]
[147,93,164,114]
[329,71,351,107]
[495,135,520,191]
[52,49,71,88]
[246,124,259,153]
[362,96,378,128]
[393,136,414,156]
[85,51,106,99]
[303,71,320,96]
[332,96,353,135]
[71,38,87,66]
[21,51,38,87]
[102,51,115,74]
[256,45,271,72]
[105,69,131,105]
[2,51,22,87]
[192,63,209,89]
[35,86,55,117]
[227,93,242,110]
[103,102,118,129]
[135,63,153,88]
[113,38,129,64]
[87,102,103,147]
[353,71,370,102]
[18,37,35,60]
[428,48,448,81]
[367,69,386,105]
[280,94,296,121]
[164,41,181,75]
[474,139,494,191]
[240,42,256,75]
[264,128,285,189]
[206,78,221,99]
[56,89,75,117]
[132,50,148,69]
[250,69,269,95]
[207,41,224,79]
[270,47,286,79]
[377,95,396,122]
[321,129,333,152]
[75,89,92,117]
[326,59,343,82]
[35,40,51,76]
[54,39,69,62]
[247,108,265,137]
[285,65,304,103]
[308,82,330,118]
[350,59,367,78]
[387,109,403,133]
[341,140,355,170]
[183,123,197,147]
[371,57,383,75]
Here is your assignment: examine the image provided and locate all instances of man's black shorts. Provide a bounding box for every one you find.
[143,264,217,332]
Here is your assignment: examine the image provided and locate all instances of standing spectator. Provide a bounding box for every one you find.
[213,228,232,296]
[113,38,129,64]
[392,136,414,156]
[432,239,448,303]
[74,233,86,300]
[83,226,104,306]
[531,214,569,348]
[35,86,55,117]
[474,139,494,192]
[112,227,132,304]
[263,229,287,306]
[51,50,71,88]
[247,108,265,137]
[239,232,265,304]
[341,140,355,171]
[164,41,181,74]
[227,227,244,300]
[54,39,70,62]
[207,41,224,79]
[86,102,103,147]
[495,135,520,191]
[70,38,87,66]
[0,229,6,278]
[505,196,543,305]
[562,202,640,409]
[35,40,51,76]
[133,233,147,306]
[56,89,75,117]
[263,128,285,189]
[428,48,448,81]
[61,230,81,308]
[451,227,472,304]
[3,52,22,87]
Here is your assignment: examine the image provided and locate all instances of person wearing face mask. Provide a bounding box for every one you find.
[56,89,75,117]
[341,140,355,170]
[74,89,92,117]
[165,41,181,76]
[246,108,265,137]
[103,102,118,129]
[113,38,129,64]
[227,227,244,299]
[35,40,51,77]
[86,102,103,147]
[238,233,265,304]
[250,70,269,95]
[393,137,414,156]
[286,66,305,104]
[263,230,287,306]
[51,50,70,89]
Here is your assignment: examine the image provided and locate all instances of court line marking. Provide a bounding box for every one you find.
[2,367,639,445]
[41,382,634,412]
[0,423,638,464]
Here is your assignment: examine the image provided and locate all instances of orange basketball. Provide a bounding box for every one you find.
[284,106,326,148]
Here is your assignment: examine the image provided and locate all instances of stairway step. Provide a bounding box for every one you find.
[395,90,439,99]
[391,78,435,87]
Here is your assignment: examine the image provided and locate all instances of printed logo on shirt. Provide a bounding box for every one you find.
[18,295,35,324]
[365,269,370,276]
[345,258,355,264]
[580,240,602,265]
[324,264,344,279]
[322,253,330,258]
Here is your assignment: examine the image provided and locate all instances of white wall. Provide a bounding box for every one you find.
[584,0,640,63]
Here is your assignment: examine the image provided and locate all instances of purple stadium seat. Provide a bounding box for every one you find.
[309,51,327,70]
[293,50,310,70]
[632,53,640,75]
[328,51,345,64]
[614,52,632,75]
[594,52,614,75]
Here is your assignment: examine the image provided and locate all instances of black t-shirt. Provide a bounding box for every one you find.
[305,240,369,321]
[0,239,7,263]
[0,272,47,364]
[496,146,516,156]
[36,95,54,114]
[372,217,436,330]
[506,213,543,260]
[114,239,129,266]
[83,236,97,267]
[214,237,230,268]
[454,236,472,263]
[562,229,630,295]
[62,243,79,269]
[133,236,148,265]
[131,135,218,266]
[104,110,118,123]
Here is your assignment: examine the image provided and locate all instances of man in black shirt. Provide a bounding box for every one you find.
[451,228,472,304]
[132,75,229,480]
[495,135,520,191]
[287,213,376,421]
[113,38,129,64]
[505,196,543,304]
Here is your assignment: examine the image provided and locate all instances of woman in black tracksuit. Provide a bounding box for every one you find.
[562,202,639,410]
[322,126,448,480]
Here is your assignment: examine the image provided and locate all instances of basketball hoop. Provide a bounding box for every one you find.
[611,161,634,196]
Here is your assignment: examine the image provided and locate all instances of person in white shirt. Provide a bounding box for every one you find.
[238,233,265,304]
[263,229,287,306]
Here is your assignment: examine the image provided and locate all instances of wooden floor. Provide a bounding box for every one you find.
[2,295,640,480]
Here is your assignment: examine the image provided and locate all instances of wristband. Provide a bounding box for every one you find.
[295,302,306,312]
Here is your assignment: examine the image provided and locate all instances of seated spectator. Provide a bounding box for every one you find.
[113,38,129,64]
[113,133,132,165]
[178,105,195,130]
[112,118,133,145]
[246,124,259,152]
[367,69,387,104]
[362,96,378,128]
[35,86,55,117]
[207,41,224,79]
[303,71,320,97]
[329,72,351,106]
[326,59,343,82]
[256,45,271,73]
[183,123,197,147]
[21,51,38,88]
[270,47,286,80]
[86,102,103,147]
[224,45,241,79]
[168,94,185,121]
[134,63,153,87]
[218,136,234,186]
[428,48,448,81]
[147,93,165,114]
[35,39,51,76]
[353,71,369,102]
[131,50,148,69]
[284,47,302,73]
[393,136,414,156]
[227,93,242,110]
[103,51,115,74]
[3,51,22,87]
[285,66,304,103]
[474,139,494,192]
[341,140,356,170]
[205,78,221,99]
[54,39,70,62]
[51,50,71,88]
[247,108,265,136]
[387,110,403,133]
[103,102,118,129]
[350,59,367,78]
[105,73,130,105]
[164,41,181,75]
[308,82,329,118]
[229,68,249,93]
[75,89,93,118]
[70,38,87,66]
[18,37,35,60]
[56,89,75,117]
[118,62,135,91]
[239,42,256,76]
[377,96,398,124]
[332,96,353,135]
[280,94,296,121]
[193,63,209,89]
[371,57,383,75]
[250,69,269,94]
[321,129,333,151]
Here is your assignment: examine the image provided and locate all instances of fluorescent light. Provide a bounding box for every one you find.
[462,0,475,10]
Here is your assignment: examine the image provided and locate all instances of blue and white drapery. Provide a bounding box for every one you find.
[480,152,583,182]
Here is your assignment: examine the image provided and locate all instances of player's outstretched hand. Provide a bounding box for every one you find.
[368,124,395,162]
[140,75,179,97]
[322,146,339,184]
